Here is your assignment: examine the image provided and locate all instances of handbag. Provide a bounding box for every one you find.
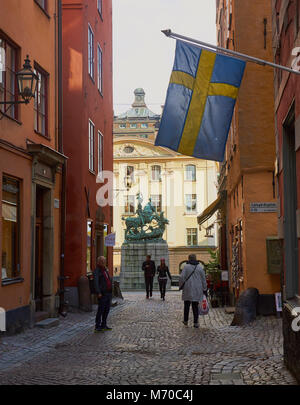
[199,295,209,315]
[179,264,198,290]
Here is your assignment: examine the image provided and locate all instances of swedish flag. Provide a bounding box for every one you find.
[155,40,246,162]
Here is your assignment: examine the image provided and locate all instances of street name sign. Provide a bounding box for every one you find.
[250,202,277,213]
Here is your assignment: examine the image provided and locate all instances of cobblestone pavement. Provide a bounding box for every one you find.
[0,291,298,385]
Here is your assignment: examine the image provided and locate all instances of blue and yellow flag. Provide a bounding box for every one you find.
[155,40,246,162]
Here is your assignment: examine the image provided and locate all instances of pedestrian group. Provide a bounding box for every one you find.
[93,253,208,332]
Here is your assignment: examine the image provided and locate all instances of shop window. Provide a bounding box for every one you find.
[1,176,20,281]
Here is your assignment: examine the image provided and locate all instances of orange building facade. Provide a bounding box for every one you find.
[216,0,281,303]
[0,0,66,332]
[62,0,113,307]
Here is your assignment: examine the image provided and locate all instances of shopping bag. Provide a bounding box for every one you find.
[199,296,209,315]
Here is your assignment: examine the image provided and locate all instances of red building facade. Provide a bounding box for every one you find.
[272,0,300,383]
[62,0,113,307]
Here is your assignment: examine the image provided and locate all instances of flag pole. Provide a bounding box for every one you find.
[162,29,300,76]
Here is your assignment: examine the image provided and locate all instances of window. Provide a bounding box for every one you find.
[130,123,137,128]
[35,0,48,12]
[150,195,162,213]
[89,120,95,171]
[98,131,103,179]
[119,124,126,128]
[0,36,18,119]
[185,194,197,213]
[97,43,103,94]
[2,176,20,281]
[124,146,134,154]
[151,165,161,181]
[124,195,135,214]
[88,24,94,80]
[141,123,148,128]
[86,220,92,274]
[125,166,134,188]
[185,165,196,181]
[34,65,48,136]
[186,228,197,246]
[97,0,102,17]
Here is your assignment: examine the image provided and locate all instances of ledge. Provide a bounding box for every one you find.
[1,277,24,286]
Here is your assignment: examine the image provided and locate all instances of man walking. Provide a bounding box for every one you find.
[142,254,156,299]
[93,256,113,332]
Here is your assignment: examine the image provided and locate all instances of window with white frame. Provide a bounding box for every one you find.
[130,123,137,128]
[88,24,94,80]
[186,228,197,246]
[151,165,161,181]
[97,0,102,17]
[141,123,148,128]
[0,36,18,119]
[185,194,197,213]
[97,43,102,94]
[119,123,126,128]
[124,195,135,214]
[150,195,162,213]
[98,131,103,179]
[88,120,95,171]
[185,164,196,181]
[34,65,48,136]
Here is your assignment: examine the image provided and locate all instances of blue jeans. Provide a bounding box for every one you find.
[95,293,112,329]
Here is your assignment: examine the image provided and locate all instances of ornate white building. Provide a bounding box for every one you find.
[113,89,218,275]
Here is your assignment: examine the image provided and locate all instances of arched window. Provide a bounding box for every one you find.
[185,164,196,181]
[151,165,161,181]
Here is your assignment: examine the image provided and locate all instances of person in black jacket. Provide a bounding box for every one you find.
[93,256,113,332]
[142,254,156,299]
[157,258,172,301]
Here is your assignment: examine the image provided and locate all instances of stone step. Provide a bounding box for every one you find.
[35,318,60,329]
[34,311,49,323]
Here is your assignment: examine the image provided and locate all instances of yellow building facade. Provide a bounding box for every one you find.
[113,89,218,276]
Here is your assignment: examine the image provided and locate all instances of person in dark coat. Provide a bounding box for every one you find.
[93,256,113,332]
[157,258,172,301]
[142,254,156,299]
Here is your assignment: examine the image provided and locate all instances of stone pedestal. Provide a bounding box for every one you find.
[120,241,170,291]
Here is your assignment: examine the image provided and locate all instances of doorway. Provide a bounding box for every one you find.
[35,186,44,311]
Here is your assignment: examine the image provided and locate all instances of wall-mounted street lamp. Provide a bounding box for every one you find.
[0,55,38,114]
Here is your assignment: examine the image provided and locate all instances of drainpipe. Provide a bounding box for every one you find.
[57,0,68,316]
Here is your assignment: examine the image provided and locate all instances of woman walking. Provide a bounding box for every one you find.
[179,254,207,328]
[157,258,172,301]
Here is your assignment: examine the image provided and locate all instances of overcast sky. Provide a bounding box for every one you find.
[112,0,217,116]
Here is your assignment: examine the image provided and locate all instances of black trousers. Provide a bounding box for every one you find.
[145,276,154,297]
[158,278,167,298]
[184,301,199,324]
[95,293,112,328]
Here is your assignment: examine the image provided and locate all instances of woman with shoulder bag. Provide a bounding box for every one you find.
[179,254,207,328]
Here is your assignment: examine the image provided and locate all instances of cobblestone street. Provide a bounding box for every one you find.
[0,291,298,385]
